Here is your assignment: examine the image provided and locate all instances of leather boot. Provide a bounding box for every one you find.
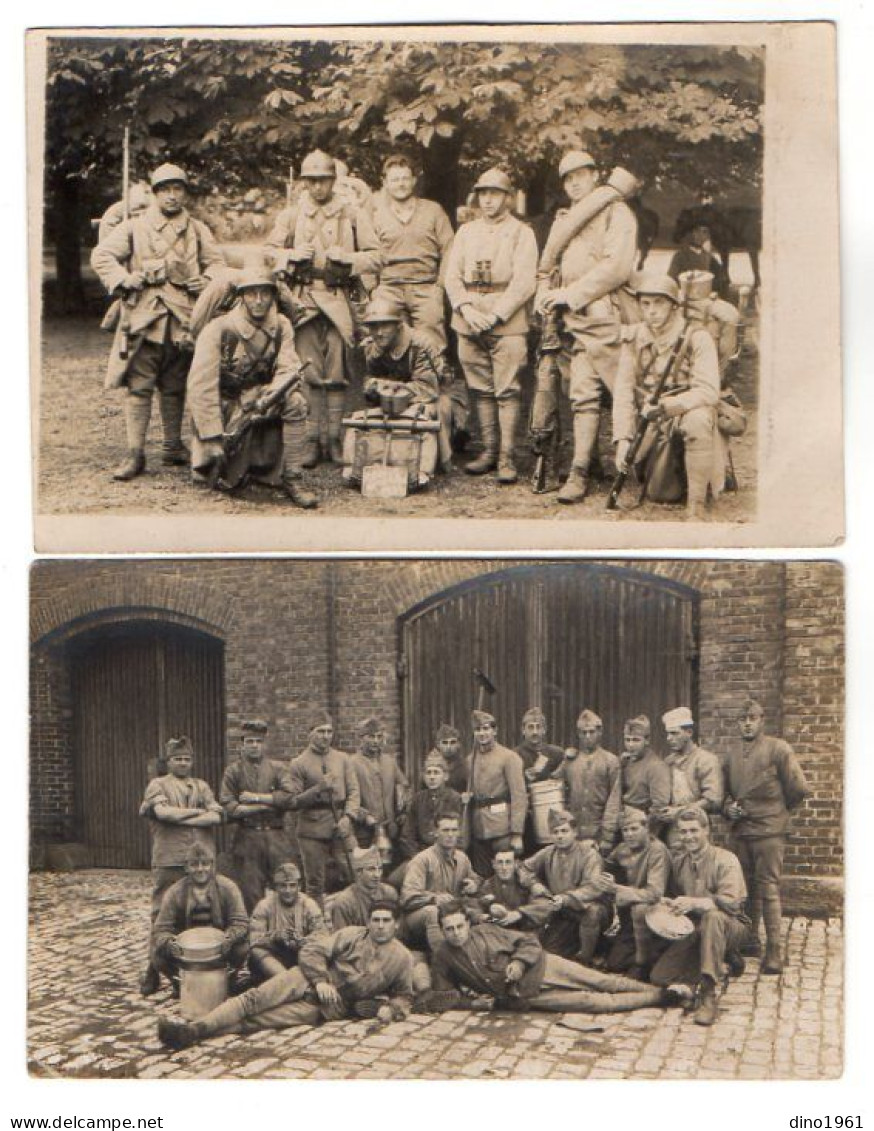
[159,391,189,465]
[301,433,321,469]
[113,394,151,480]
[496,398,520,483]
[139,963,160,997]
[465,396,499,475]
[157,1017,204,1050]
[557,414,598,504]
[762,941,784,975]
[575,925,600,965]
[693,977,719,1026]
[685,445,712,518]
[327,389,346,464]
[281,421,318,509]
[558,465,589,504]
[762,894,784,973]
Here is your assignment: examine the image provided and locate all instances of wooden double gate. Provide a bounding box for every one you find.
[400,565,699,782]
[70,621,226,868]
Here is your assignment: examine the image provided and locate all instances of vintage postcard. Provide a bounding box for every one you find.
[29,557,843,1079]
[28,22,841,551]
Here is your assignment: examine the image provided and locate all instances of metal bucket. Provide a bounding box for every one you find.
[530,779,565,844]
[176,927,228,1021]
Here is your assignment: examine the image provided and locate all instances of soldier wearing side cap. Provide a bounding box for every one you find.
[395,750,463,866]
[248,862,327,984]
[285,713,361,904]
[619,715,672,821]
[330,846,400,929]
[464,709,528,875]
[554,708,622,854]
[427,724,469,794]
[657,707,723,849]
[219,719,298,913]
[91,163,225,481]
[349,717,409,858]
[444,168,538,484]
[265,150,382,468]
[185,266,318,509]
[723,699,809,974]
[535,151,638,505]
[515,707,566,854]
[612,272,723,520]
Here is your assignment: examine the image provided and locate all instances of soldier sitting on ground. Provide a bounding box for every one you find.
[248,863,327,985]
[477,846,553,932]
[329,846,400,929]
[400,810,482,952]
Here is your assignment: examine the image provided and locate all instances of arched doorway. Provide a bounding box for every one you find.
[68,619,226,868]
[399,564,699,782]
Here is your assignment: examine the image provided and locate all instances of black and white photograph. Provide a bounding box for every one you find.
[28,558,844,1081]
[28,22,842,552]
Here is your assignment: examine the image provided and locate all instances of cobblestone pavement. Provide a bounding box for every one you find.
[28,870,843,1081]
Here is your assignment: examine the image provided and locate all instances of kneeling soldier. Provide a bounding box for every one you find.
[612,272,722,520]
[187,267,317,508]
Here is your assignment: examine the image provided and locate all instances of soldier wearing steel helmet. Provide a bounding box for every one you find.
[185,265,318,508]
[91,163,226,481]
[444,168,538,484]
[612,271,722,520]
[536,150,638,505]
[265,150,382,468]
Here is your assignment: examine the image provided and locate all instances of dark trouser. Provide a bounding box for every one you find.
[230,828,300,913]
[539,902,611,963]
[731,834,786,945]
[155,937,248,982]
[648,909,750,987]
[605,904,664,971]
[298,835,353,904]
[469,835,514,877]
[249,946,298,985]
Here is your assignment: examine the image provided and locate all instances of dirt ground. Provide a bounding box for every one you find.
[35,307,758,524]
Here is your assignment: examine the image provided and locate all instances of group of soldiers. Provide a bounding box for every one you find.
[141,697,808,1052]
[91,149,745,517]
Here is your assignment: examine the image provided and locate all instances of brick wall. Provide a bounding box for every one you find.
[30,558,844,875]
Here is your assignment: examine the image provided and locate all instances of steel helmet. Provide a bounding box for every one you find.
[362,298,403,324]
[632,272,680,304]
[472,167,514,195]
[300,150,337,179]
[235,268,277,292]
[150,163,188,190]
[558,150,597,180]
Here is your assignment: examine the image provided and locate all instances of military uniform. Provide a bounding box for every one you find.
[151,871,249,982]
[555,747,622,849]
[444,168,538,482]
[519,837,611,962]
[91,166,225,477]
[349,748,408,853]
[265,152,381,464]
[621,748,672,817]
[185,274,316,507]
[400,843,481,950]
[603,834,672,973]
[248,886,327,983]
[329,879,400,930]
[661,743,724,848]
[397,783,463,862]
[466,734,528,876]
[613,277,723,516]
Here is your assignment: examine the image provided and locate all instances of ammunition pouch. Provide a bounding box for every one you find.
[717,388,747,437]
[325,257,354,291]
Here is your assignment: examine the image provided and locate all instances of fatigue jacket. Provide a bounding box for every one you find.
[366,194,454,284]
[555,747,622,844]
[431,922,546,999]
[724,734,809,839]
[285,747,361,841]
[349,751,409,831]
[662,744,724,814]
[539,198,637,325]
[298,926,414,1015]
[467,743,528,841]
[265,194,381,343]
[613,314,720,444]
[607,836,672,905]
[139,773,223,868]
[249,891,327,965]
[220,758,292,844]
[398,786,463,860]
[515,740,565,783]
[401,845,478,912]
[620,749,672,816]
[187,304,303,443]
[362,325,447,404]
[444,213,538,337]
[427,748,469,794]
[330,882,399,930]
[478,871,553,927]
[670,844,747,918]
[152,874,248,957]
[519,841,607,911]
[91,204,224,387]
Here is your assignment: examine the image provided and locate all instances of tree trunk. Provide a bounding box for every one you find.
[52,176,86,314]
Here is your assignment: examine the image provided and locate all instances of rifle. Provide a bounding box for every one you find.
[208,361,311,488]
[530,308,563,494]
[118,126,133,360]
[605,328,690,511]
[460,667,497,846]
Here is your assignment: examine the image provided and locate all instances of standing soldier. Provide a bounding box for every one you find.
[367,155,454,349]
[657,707,723,849]
[265,150,381,467]
[464,709,528,875]
[444,168,538,483]
[535,151,637,504]
[349,716,409,861]
[186,267,318,508]
[285,713,361,904]
[427,724,469,794]
[138,735,224,996]
[723,700,809,973]
[91,164,225,481]
[220,719,297,913]
[515,707,565,855]
[555,708,622,855]
[619,714,672,821]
